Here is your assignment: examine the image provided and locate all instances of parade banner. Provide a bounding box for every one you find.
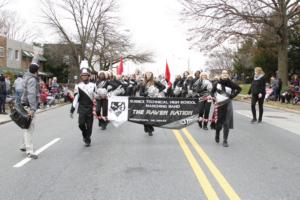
[128,97,200,129]
[108,96,129,127]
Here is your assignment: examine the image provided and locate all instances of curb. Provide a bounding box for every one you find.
[235,97,300,114]
[0,103,70,126]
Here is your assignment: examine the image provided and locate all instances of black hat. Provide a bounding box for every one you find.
[29,63,39,74]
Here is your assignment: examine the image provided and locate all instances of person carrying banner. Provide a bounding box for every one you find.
[196,72,213,130]
[211,70,241,147]
[173,75,184,97]
[95,71,109,130]
[107,72,125,97]
[70,66,97,147]
[139,71,166,136]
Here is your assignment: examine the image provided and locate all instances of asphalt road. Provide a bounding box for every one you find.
[0,101,299,200]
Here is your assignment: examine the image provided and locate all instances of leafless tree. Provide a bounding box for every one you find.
[42,0,153,72]
[42,0,118,71]
[94,22,153,70]
[0,0,7,9]
[205,47,235,76]
[0,10,37,42]
[181,0,300,85]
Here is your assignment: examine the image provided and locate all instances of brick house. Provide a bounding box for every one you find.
[0,36,47,75]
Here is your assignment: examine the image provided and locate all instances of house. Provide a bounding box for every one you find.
[0,36,47,76]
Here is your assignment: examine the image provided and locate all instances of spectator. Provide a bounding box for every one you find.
[62,84,69,102]
[248,67,266,123]
[0,74,7,114]
[14,75,23,104]
[290,74,299,88]
[5,75,11,95]
[268,76,279,101]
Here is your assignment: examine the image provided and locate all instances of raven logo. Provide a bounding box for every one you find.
[110,102,126,117]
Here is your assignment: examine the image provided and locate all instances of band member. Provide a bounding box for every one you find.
[196,72,213,130]
[70,67,96,147]
[95,71,109,130]
[140,72,166,136]
[107,72,125,97]
[211,70,241,147]
[173,75,184,97]
[248,67,266,123]
[20,62,40,159]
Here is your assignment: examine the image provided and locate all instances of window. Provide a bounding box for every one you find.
[0,47,4,57]
[15,50,19,60]
[8,48,14,61]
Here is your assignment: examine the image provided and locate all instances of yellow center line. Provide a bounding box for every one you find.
[172,130,219,200]
[182,128,241,200]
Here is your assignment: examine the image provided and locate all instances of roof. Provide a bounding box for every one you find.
[0,67,25,75]
[0,67,52,77]
[38,55,47,62]
[22,50,34,58]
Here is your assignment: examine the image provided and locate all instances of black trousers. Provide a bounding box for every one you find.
[199,100,211,126]
[216,123,229,142]
[251,95,264,120]
[96,99,108,126]
[144,124,154,133]
[78,112,94,140]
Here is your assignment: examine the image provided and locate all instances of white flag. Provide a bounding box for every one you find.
[108,96,129,127]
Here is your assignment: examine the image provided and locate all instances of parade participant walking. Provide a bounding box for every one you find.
[196,72,213,130]
[173,75,183,97]
[248,67,266,123]
[140,71,165,136]
[20,62,40,159]
[211,70,241,147]
[70,65,97,147]
[95,71,109,130]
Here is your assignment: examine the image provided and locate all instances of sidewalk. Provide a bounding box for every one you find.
[0,103,69,125]
[235,94,300,114]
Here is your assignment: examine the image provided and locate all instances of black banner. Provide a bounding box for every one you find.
[128,97,200,129]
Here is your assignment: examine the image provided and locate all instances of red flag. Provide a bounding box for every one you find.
[117,56,124,75]
[165,61,172,88]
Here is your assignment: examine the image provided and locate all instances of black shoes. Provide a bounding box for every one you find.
[203,126,208,130]
[27,153,38,159]
[84,138,91,147]
[223,141,229,147]
[215,135,220,143]
[101,124,107,130]
[148,131,153,136]
[198,121,202,128]
[258,119,262,123]
[251,119,257,123]
[19,147,26,152]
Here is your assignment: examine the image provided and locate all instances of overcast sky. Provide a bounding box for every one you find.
[6,0,206,80]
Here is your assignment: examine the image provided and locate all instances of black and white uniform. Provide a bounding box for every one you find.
[196,79,212,128]
[95,80,109,129]
[140,81,166,135]
[70,82,96,143]
[173,78,184,97]
[211,79,241,145]
[107,79,125,97]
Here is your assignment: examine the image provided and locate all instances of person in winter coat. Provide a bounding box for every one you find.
[20,63,40,159]
[248,67,266,123]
